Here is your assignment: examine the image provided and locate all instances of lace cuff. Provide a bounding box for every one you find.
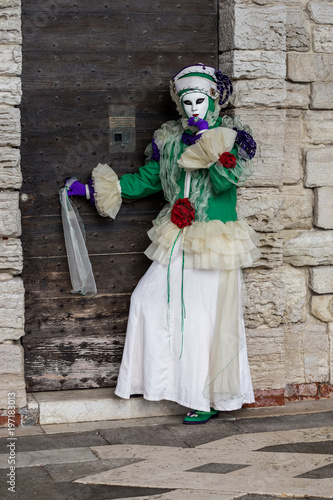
[177,127,237,171]
[91,163,122,219]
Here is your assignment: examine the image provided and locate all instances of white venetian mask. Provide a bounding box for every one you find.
[181,92,209,120]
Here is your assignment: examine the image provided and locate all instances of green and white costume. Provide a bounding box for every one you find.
[91,67,260,412]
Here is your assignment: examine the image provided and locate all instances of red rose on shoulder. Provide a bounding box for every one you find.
[171,198,195,229]
[219,152,236,169]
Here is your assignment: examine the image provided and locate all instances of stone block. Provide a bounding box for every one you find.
[311,82,333,109]
[34,388,186,425]
[298,383,318,396]
[282,264,307,323]
[285,82,309,109]
[288,54,333,82]
[0,389,26,410]
[319,383,333,398]
[233,0,300,3]
[0,373,25,391]
[0,238,22,274]
[283,110,302,184]
[307,2,333,24]
[250,232,283,269]
[230,109,285,187]
[231,79,286,108]
[0,191,20,236]
[0,1,21,6]
[329,323,333,384]
[0,105,20,146]
[220,4,286,51]
[282,185,313,230]
[0,147,21,188]
[286,7,310,52]
[244,269,285,328]
[0,76,20,105]
[0,6,21,44]
[0,342,24,375]
[284,383,299,399]
[313,26,333,53]
[220,50,286,80]
[310,267,333,294]
[246,326,285,390]
[303,112,333,145]
[283,230,333,266]
[0,275,24,340]
[284,322,329,385]
[284,324,305,384]
[237,187,284,232]
[0,44,21,76]
[305,147,333,187]
[314,187,333,229]
[303,324,329,383]
[311,295,333,323]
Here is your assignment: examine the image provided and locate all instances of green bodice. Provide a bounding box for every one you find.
[119,122,239,224]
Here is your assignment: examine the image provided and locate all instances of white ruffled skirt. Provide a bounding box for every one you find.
[115,238,255,412]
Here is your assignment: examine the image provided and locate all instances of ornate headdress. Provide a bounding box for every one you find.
[172,63,233,106]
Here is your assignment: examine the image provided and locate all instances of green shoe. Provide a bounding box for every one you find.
[183,409,220,425]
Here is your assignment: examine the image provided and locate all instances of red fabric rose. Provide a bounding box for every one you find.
[219,152,236,169]
[171,198,195,229]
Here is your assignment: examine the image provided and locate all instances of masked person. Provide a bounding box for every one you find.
[67,63,260,424]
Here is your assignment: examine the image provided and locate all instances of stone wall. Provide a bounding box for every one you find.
[220,0,333,403]
[0,0,25,413]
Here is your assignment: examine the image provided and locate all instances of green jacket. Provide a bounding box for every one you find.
[119,117,241,223]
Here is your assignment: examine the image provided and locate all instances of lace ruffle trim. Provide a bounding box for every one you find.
[145,216,261,270]
[91,163,122,219]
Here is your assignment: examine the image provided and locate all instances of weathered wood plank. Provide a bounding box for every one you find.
[24,335,125,391]
[21,90,176,130]
[24,295,131,338]
[25,294,130,324]
[22,1,217,16]
[23,253,152,298]
[20,89,178,167]
[22,12,216,53]
[24,301,122,344]
[20,179,164,217]
[22,210,161,258]
[22,52,217,89]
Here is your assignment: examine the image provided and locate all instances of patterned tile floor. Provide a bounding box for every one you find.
[0,400,332,499]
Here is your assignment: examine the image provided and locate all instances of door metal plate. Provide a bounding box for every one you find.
[109,104,136,153]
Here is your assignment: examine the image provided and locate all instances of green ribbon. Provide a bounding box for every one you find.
[179,249,186,359]
[167,229,181,306]
[167,229,186,360]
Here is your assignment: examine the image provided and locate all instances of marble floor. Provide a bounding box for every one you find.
[0,400,332,500]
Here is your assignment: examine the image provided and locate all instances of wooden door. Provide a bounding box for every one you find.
[21,0,218,391]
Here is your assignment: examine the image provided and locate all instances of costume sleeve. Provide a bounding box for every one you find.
[119,160,162,200]
[91,160,162,219]
[209,147,238,194]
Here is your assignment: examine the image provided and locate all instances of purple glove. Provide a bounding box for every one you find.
[233,128,257,160]
[66,180,86,197]
[66,179,95,205]
[187,117,209,132]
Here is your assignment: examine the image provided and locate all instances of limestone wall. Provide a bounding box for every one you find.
[0,0,25,413]
[220,0,333,403]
